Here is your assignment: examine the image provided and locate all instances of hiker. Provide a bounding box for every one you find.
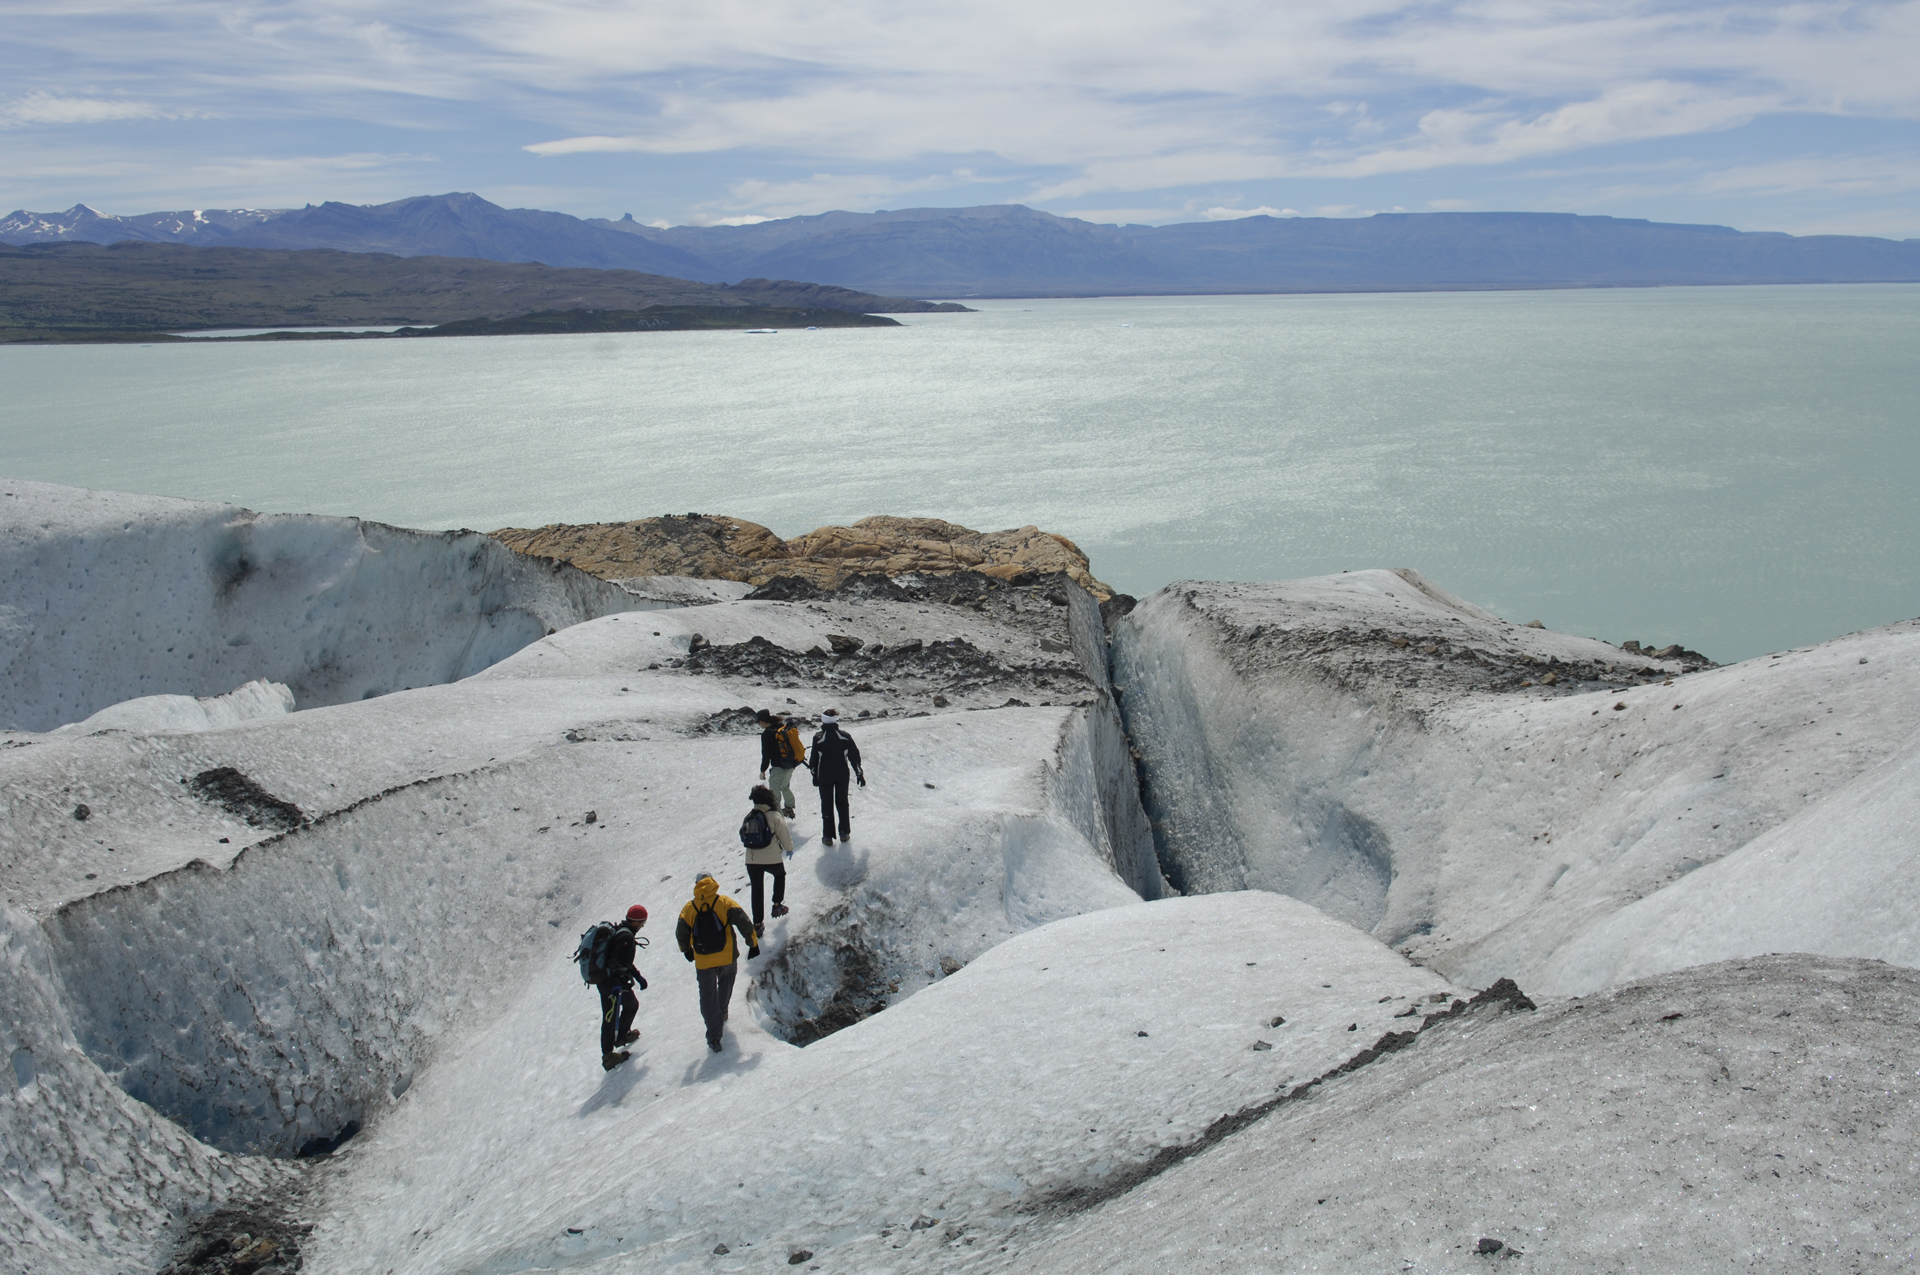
[808,709,865,847]
[574,905,649,1071]
[676,874,759,1053]
[741,783,795,930]
[757,709,804,818]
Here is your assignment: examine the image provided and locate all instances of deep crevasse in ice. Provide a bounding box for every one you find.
[1110,570,1920,994]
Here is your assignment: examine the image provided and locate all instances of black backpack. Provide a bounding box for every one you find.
[690,902,728,956]
[572,922,617,985]
[739,808,774,850]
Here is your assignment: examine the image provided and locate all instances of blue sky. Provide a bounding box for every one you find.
[4,1,1919,236]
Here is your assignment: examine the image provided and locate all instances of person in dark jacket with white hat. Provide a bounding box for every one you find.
[807,709,865,846]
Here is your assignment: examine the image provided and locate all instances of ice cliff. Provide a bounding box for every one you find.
[0,481,645,733]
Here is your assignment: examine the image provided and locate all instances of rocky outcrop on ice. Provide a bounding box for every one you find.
[0,481,644,732]
[1112,570,1920,995]
[490,512,1117,600]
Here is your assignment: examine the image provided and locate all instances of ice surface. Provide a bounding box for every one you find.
[312,893,1455,1275]
[7,489,1917,1275]
[610,575,758,606]
[50,678,295,737]
[1112,573,1920,991]
[0,480,643,732]
[1539,727,1920,993]
[0,899,287,1274]
[1,565,1163,1270]
[955,954,1920,1274]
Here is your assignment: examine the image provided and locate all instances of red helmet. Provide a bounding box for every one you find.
[626,904,648,924]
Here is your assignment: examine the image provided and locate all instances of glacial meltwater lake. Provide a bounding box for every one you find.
[4,285,1916,664]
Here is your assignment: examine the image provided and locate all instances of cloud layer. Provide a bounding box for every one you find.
[3,1,1918,233]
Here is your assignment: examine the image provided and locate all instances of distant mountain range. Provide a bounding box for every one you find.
[7,192,1920,296]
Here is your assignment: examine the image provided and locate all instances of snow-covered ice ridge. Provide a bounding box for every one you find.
[0,480,650,734]
[3,482,1917,1273]
[1114,570,1920,995]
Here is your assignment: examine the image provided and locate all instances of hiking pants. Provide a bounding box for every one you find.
[697,961,738,1049]
[767,766,797,816]
[818,775,851,842]
[598,982,637,1056]
[747,862,786,928]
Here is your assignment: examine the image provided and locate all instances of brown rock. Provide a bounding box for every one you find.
[490,513,1114,599]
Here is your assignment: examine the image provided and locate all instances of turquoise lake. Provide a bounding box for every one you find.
[4,285,1916,664]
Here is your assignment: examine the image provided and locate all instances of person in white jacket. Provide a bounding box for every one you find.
[741,783,795,933]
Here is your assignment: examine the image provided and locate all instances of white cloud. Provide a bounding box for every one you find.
[0,134,437,211]
[1526,148,1920,215]
[1056,207,1190,224]
[693,168,1006,219]
[522,135,648,157]
[1765,210,1920,238]
[1319,81,1780,179]
[1,92,168,127]
[1693,152,1920,198]
[488,1,1920,200]
[1202,205,1298,220]
[181,151,436,186]
[9,0,1920,217]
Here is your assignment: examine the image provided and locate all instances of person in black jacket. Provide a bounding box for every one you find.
[807,709,865,846]
[596,905,650,1070]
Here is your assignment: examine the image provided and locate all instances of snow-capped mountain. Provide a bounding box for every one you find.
[0,203,285,245]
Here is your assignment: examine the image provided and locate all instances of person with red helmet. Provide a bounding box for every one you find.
[579,904,650,1071]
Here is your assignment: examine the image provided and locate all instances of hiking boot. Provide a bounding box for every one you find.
[617,1029,640,1046]
[782,808,796,819]
[771,903,789,918]
[822,837,836,847]
[602,1050,631,1071]
[707,1038,723,1053]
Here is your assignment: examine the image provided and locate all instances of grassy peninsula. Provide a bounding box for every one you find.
[0,241,939,342]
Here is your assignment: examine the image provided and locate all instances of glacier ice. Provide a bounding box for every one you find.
[0,480,644,732]
[50,678,296,737]
[5,481,1919,1274]
[1111,570,1920,994]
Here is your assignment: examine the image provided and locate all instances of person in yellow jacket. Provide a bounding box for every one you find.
[676,873,760,1053]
